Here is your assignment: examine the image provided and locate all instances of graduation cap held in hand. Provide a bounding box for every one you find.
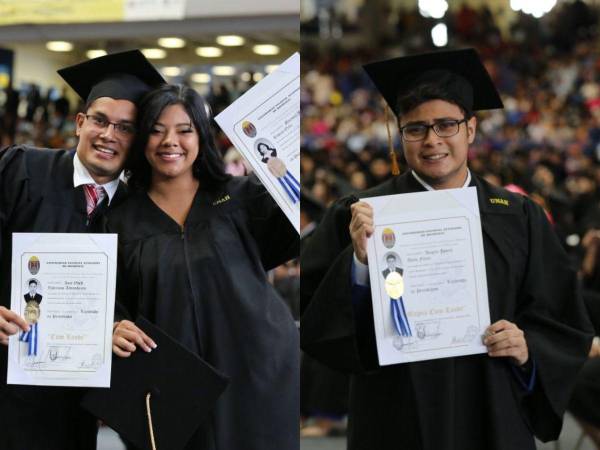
[81,316,229,450]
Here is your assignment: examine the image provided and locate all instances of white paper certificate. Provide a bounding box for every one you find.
[364,187,490,365]
[7,233,117,387]
[215,52,300,233]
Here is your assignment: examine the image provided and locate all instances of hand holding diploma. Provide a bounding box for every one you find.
[349,201,374,265]
[112,319,157,357]
[0,306,29,346]
[484,319,529,366]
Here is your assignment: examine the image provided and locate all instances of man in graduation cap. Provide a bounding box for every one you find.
[0,49,164,450]
[301,48,594,450]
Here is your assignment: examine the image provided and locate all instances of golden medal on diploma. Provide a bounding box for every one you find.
[24,300,40,324]
[385,271,404,300]
[385,271,412,342]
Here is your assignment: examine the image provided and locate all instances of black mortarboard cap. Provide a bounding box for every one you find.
[81,316,229,450]
[363,48,503,116]
[58,50,165,104]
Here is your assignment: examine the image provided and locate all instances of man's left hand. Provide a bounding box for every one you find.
[484,320,529,366]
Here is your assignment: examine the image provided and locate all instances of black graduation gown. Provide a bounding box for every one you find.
[301,171,594,450]
[568,290,600,427]
[300,352,349,417]
[0,145,127,450]
[106,175,299,450]
[300,231,349,420]
[569,357,600,426]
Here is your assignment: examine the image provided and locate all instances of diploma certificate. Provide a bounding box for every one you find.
[365,187,491,365]
[215,52,300,233]
[7,233,116,387]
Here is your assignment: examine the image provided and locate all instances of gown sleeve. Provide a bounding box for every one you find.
[244,174,299,271]
[300,195,380,373]
[0,146,28,291]
[516,198,594,440]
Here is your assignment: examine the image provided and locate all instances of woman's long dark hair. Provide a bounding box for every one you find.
[127,84,230,191]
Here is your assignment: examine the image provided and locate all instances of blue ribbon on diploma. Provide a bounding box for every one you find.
[278,171,300,203]
[391,297,412,337]
[19,322,38,356]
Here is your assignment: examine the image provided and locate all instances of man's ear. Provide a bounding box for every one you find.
[467,116,477,144]
[75,112,86,137]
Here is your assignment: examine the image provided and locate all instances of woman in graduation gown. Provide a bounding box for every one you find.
[108,84,299,450]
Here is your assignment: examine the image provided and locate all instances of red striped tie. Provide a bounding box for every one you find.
[83,184,106,217]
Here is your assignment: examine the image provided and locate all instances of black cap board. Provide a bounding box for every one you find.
[81,316,229,450]
[363,48,503,116]
[57,49,165,104]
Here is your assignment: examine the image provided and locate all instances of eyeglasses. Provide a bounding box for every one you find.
[400,119,467,142]
[85,114,136,137]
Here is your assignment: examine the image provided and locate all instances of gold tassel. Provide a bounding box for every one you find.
[146,392,157,450]
[385,105,400,176]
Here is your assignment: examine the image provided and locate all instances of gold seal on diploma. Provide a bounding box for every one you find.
[24,301,40,324]
[385,272,404,299]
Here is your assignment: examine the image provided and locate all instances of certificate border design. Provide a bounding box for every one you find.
[373,216,485,354]
[18,251,109,373]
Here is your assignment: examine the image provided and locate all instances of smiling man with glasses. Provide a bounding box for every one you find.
[301,48,594,450]
[0,50,164,450]
[398,99,475,191]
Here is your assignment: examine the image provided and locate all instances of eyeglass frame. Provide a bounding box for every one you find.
[399,118,468,142]
[84,114,136,137]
